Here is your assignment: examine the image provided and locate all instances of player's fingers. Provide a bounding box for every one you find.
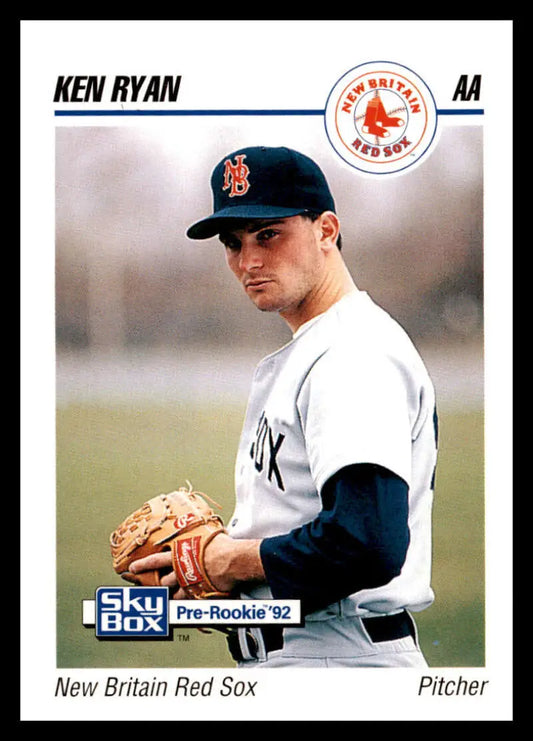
[160,569,179,589]
[121,572,142,584]
[169,587,187,600]
[130,551,172,574]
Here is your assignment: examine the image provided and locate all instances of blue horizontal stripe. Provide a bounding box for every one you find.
[437,108,484,115]
[54,107,484,117]
[54,108,326,117]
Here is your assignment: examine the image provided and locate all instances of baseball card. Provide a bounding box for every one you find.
[20,19,514,722]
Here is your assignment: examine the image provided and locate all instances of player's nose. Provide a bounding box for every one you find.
[238,239,264,272]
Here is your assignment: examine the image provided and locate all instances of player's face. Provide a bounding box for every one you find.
[220,214,337,330]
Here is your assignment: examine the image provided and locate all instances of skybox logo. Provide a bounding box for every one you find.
[96,586,169,638]
[324,61,438,176]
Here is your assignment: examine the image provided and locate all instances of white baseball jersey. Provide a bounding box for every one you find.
[228,289,437,618]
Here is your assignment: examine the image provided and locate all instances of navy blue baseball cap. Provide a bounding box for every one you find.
[186,145,336,240]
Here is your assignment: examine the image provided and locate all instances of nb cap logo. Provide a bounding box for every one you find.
[222,154,250,197]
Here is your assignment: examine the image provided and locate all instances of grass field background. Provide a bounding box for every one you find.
[56,393,485,669]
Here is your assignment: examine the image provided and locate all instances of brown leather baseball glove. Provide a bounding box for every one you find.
[110,485,230,599]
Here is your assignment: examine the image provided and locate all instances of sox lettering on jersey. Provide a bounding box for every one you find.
[249,411,286,491]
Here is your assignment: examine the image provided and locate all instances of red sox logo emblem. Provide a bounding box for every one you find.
[325,61,438,175]
[222,154,250,197]
[360,91,406,138]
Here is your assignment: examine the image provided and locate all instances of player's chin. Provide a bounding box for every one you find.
[246,290,285,313]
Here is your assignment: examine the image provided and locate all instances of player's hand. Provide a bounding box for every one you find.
[202,533,239,593]
[129,551,185,597]
[129,541,232,597]
[204,534,264,592]
[129,533,262,597]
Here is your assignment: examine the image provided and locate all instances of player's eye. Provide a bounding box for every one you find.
[220,234,241,251]
[256,228,278,242]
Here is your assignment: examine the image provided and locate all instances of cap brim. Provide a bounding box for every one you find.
[186,205,308,240]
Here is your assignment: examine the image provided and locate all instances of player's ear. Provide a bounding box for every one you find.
[318,211,340,252]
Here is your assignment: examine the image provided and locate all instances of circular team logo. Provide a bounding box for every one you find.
[324,61,438,176]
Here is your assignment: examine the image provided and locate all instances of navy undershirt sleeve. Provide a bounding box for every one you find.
[259,463,410,616]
